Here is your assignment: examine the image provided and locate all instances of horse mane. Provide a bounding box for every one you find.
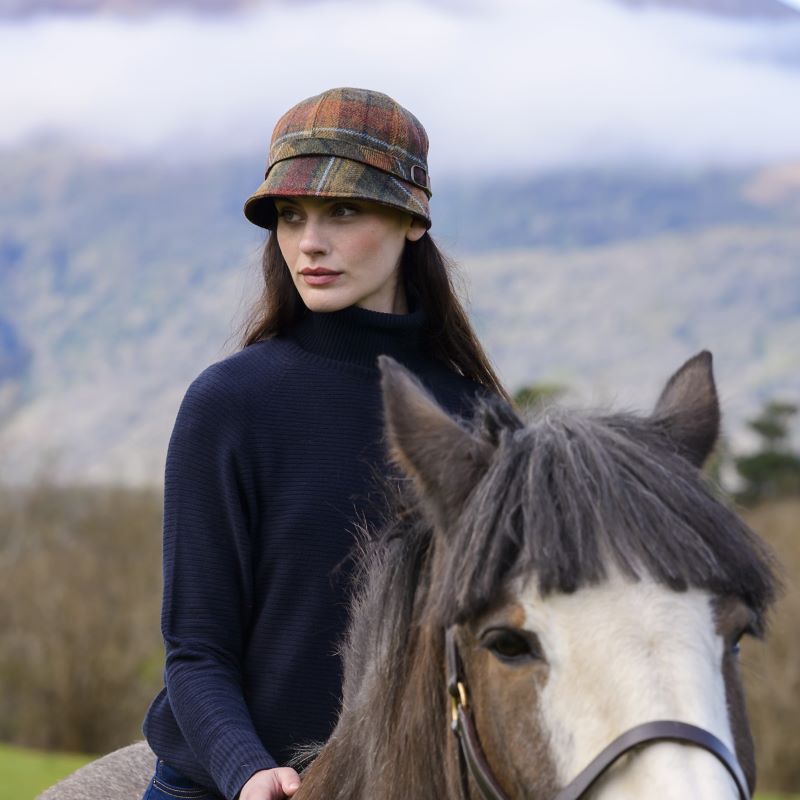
[297,392,778,798]
[428,393,778,627]
[293,482,449,799]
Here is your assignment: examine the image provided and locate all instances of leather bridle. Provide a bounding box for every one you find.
[445,627,751,800]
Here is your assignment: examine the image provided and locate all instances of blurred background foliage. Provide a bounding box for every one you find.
[0,483,163,754]
[735,402,800,505]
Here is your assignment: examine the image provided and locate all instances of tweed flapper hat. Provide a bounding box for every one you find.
[243,87,432,230]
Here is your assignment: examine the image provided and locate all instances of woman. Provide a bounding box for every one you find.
[141,87,509,800]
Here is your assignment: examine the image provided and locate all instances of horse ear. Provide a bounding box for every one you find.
[651,350,720,468]
[378,355,493,529]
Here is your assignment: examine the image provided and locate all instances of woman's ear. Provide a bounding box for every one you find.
[405,217,428,242]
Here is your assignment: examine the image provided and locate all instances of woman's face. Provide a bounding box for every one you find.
[274,196,427,314]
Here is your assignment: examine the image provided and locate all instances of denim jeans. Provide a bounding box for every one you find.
[142,759,221,800]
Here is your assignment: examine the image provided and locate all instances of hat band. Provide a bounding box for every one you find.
[267,137,431,196]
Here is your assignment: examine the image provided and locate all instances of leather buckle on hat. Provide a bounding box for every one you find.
[410,164,429,190]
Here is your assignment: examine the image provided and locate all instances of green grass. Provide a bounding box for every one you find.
[0,743,93,800]
[0,742,797,800]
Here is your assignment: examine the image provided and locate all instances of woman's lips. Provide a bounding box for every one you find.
[300,270,342,286]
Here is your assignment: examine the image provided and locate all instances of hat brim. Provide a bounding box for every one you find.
[243,155,431,230]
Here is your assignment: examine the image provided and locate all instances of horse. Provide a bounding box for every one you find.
[40,351,777,800]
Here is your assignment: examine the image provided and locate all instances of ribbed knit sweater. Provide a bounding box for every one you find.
[142,302,485,800]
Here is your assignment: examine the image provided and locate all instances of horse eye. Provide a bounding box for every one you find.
[731,625,754,657]
[731,611,762,657]
[481,628,541,663]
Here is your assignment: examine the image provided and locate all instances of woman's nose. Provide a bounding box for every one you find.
[298,217,329,256]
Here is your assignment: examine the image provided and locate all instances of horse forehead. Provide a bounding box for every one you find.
[514,571,719,648]
[511,570,738,793]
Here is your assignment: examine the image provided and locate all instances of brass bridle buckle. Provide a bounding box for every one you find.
[449,680,468,728]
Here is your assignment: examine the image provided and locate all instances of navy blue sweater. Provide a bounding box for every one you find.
[142,303,485,799]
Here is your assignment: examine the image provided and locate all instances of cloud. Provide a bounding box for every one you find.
[2,0,800,173]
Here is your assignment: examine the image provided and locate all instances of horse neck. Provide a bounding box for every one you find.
[297,623,454,800]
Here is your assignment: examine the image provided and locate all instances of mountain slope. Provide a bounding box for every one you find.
[1,144,798,483]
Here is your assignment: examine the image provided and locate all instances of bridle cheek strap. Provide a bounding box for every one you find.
[445,628,751,800]
[452,703,509,800]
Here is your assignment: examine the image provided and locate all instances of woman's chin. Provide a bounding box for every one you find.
[298,291,353,313]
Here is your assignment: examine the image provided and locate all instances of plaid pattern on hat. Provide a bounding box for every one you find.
[244,87,432,229]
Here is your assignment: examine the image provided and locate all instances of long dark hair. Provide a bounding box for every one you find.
[239,232,511,403]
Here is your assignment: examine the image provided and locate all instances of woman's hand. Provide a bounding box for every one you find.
[240,768,301,799]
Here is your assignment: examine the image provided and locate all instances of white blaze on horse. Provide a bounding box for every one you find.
[40,352,776,800]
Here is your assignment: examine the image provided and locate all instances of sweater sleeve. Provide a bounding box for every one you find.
[160,364,278,799]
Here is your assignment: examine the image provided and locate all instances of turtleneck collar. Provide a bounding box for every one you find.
[288,303,428,370]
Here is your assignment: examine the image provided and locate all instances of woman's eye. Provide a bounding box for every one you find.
[277,207,301,222]
[331,204,359,218]
[481,628,541,663]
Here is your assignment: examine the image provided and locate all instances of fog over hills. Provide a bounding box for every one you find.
[619,0,800,17]
[4,0,800,18]
[0,0,258,17]
[1,142,798,484]
[4,0,800,169]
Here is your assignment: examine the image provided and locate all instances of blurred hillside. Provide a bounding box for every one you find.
[0,142,799,483]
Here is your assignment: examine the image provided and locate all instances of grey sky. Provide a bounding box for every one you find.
[3,0,800,173]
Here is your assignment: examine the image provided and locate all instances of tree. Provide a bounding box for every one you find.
[513,382,566,412]
[735,400,800,506]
